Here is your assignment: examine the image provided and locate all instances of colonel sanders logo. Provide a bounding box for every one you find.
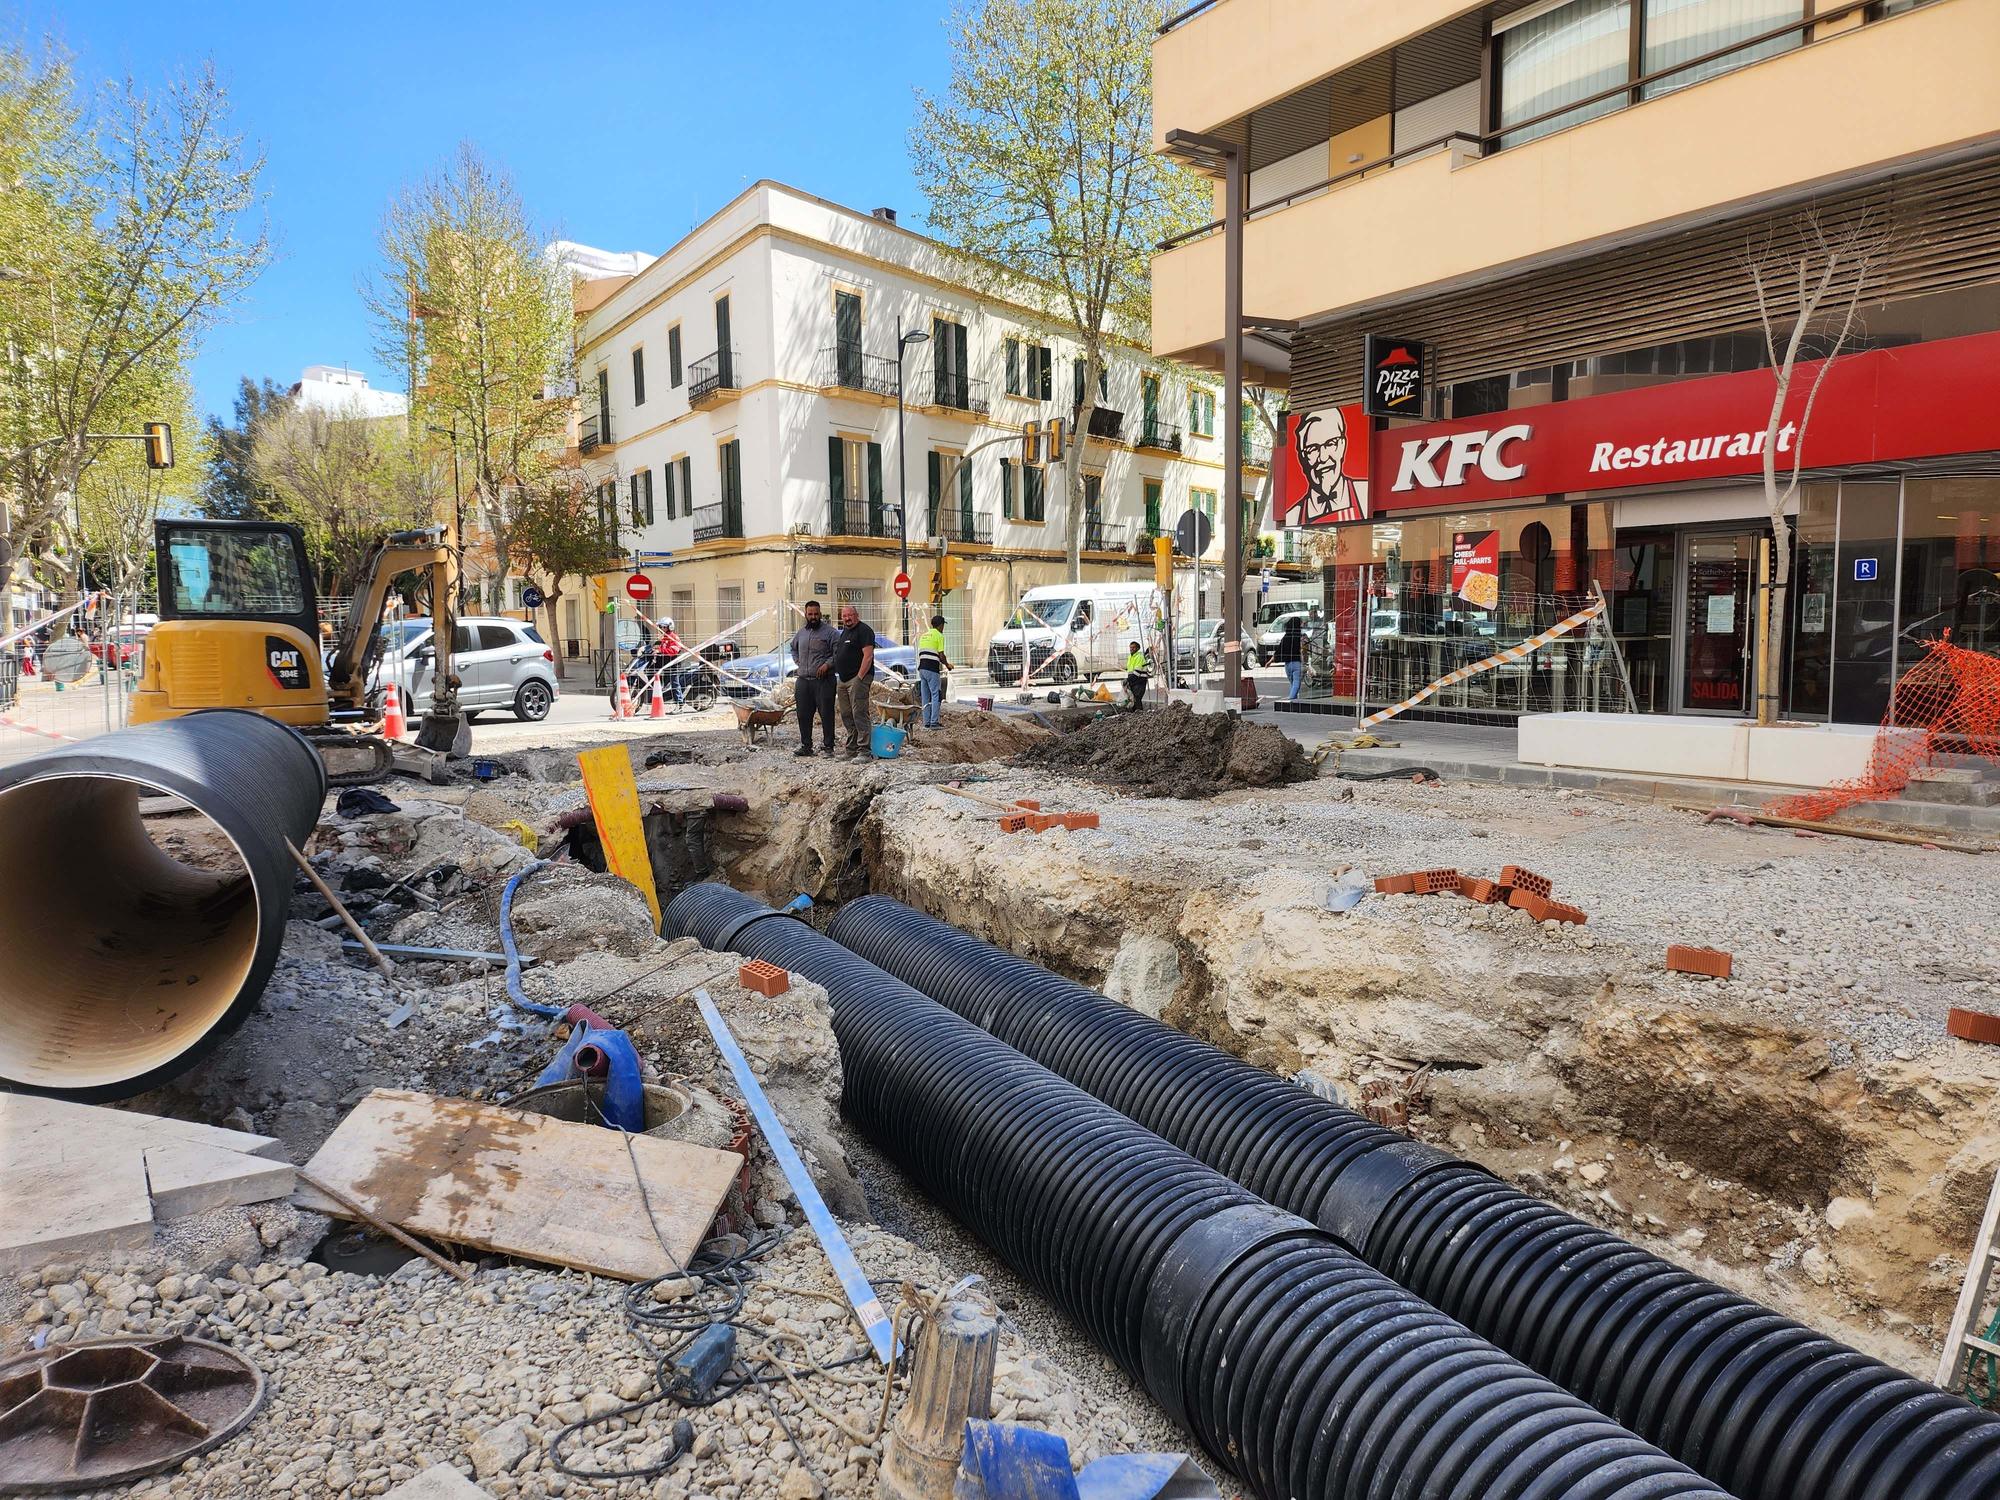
[1276,404,1370,527]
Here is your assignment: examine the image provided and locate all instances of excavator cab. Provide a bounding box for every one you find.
[134,518,467,780]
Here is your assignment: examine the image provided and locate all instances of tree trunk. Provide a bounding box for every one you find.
[545,584,566,681]
[1066,397,1094,586]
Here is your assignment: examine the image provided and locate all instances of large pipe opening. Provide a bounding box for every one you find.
[0,710,325,1101]
[0,775,258,1093]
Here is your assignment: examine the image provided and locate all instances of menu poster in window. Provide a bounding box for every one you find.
[1450,530,1501,609]
[1801,593,1827,634]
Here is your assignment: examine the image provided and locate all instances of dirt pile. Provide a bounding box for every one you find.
[902,706,1055,764]
[1011,702,1315,798]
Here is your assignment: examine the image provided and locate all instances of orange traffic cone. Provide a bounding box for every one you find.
[649,675,666,718]
[614,676,634,720]
[382,681,406,739]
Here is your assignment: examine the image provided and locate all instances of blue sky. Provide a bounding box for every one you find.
[22,0,952,424]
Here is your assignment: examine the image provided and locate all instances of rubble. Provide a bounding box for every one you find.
[899,707,1053,765]
[1010,703,1314,798]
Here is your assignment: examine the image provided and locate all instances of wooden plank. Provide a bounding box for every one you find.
[293,1089,740,1282]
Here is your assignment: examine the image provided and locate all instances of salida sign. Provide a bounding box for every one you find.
[1356,328,2000,519]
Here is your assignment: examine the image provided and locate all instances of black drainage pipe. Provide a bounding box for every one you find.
[825,894,2000,1500]
[665,884,1730,1500]
[0,709,327,1100]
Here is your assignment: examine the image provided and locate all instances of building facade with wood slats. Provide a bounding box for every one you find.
[1153,0,2000,730]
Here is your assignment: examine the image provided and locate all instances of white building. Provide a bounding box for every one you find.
[287,365,407,420]
[563,181,1291,665]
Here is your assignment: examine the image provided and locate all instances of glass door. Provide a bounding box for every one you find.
[1678,531,1757,715]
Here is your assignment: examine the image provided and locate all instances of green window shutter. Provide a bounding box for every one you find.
[829,435,846,532]
[663,460,677,519]
[926,450,941,528]
[958,452,973,533]
[867,442,884,534]
[1144,481,1161,533]
[1005,339,1020,396]
[668,326,682,387]
[1024,465,1043,522]
[999,458,1013,520]
[632,347,646,407]
[679,456,692,517]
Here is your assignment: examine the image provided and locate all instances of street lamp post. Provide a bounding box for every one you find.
[893,318,929,642]
[426,425,465,607]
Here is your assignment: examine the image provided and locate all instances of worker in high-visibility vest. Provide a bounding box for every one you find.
[916,614,951,729]
[1124,640,1151,712]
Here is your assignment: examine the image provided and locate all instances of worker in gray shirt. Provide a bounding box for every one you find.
[789,600,839,757]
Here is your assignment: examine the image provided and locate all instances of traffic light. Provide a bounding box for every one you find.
[143,422,175,470]
[1046,416,1064,466]
[1022,421,1040,465]
[1153,534,1173,592]
[590,576,609,613]
[939,555,967,592]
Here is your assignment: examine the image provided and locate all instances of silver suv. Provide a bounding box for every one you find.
[368,617,560,721]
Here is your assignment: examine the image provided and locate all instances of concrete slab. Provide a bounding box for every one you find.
[386,1467,497,1499]
[0,1096,293,1272]
[145,1142,297,1218]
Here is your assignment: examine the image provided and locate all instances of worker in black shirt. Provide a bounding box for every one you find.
[833,604,876,758]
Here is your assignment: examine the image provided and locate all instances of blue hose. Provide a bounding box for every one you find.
[499,859,565,1018]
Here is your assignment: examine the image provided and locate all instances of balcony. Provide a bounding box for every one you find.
[817,345,900,399]
[1077,405,1125,442]
[1082,518,1128,553]
[1245,436,1272,470]
[929,508,995,546]
[1134,416,1184,454]
[579,411,607,454]
[691,503,742,543]
[1151,1,1998,364]
[922,364,990,417]
[826,500,895,539]
[688,348,741,408]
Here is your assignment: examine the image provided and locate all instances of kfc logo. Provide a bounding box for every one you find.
[1390,424,1532,492]
[1275,404,1371,526]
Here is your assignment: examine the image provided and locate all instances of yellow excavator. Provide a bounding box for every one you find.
[132,518,468,784]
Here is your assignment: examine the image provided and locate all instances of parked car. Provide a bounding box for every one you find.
[368,616,560,721]
[724,633,917,698]
[1172,619,1258,674]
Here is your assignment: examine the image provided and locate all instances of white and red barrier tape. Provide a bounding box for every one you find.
[1356,599,1605,731]
[0,716,78,743]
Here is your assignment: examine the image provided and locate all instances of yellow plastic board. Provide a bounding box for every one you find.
[576,743,660,928]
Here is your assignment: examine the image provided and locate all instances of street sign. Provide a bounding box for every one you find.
[1854,557,1879,582]
[893,571,912,599]
[1259,566,1272,595]
[626,573,653,600]
[1174,509,1213,558]
[632,550,675,567]
[522,584,545,610]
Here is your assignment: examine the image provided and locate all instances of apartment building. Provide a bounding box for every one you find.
[1152,0,2000,726]
[564,182,1285,666]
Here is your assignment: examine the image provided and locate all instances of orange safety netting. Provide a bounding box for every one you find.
[1768,637,2000,821]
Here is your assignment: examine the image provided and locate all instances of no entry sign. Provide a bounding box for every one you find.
[626,573,653,600]
[893,571,912,599]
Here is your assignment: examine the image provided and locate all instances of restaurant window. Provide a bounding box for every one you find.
[1643,0,1803,99]
[1495,0,1632,148]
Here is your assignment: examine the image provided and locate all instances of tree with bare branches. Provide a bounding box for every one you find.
[913,0,1208,582]
[0,50,268,626]
[1745,207,1894,724]
[366,145,572,612]
[510,454,615,676]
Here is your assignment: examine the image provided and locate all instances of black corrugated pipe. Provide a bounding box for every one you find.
[666,883,1732,1500]
[826,893,2000,1500]
[0,709,327,1100]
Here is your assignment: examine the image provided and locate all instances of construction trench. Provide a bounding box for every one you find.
[3,702,2000,1498]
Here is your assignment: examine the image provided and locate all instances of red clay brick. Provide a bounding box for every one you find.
[1458,876,1502,904]
[1500,865,1553,899]
[1060,811,1100,831]
[1014,799,1042,811]
[1947,1008,2000,1045]
[1416,868,1462,895]
[1665,945,1732,979]
[1507,889,1552,921]
[997,813,1031,834]
[738,959,790,998]
[1544,900,1588,925]
[1026,812,1062,832]
[1374,873,1418,895]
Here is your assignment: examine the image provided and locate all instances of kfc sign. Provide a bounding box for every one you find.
[1364,335,1429,419]
[1275,403,1371,527]
[1360,328,2000,517]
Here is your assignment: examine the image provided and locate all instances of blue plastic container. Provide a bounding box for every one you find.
[871,723,908,759]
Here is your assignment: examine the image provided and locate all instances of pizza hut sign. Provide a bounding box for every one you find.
[1364,334,1429,419]
[1358,329,2000,518]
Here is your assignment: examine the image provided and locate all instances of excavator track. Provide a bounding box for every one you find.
[305,730,398,787]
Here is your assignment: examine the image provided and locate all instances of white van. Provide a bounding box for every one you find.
[986,582,1162,684]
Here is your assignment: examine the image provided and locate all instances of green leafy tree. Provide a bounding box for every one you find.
[251,399,439,599]
[366,145,572,611]
[0,51,268,626]
[199,375,293,520]
[74,359,197,594]
[914,0,1208,581]
[510,454,616,676]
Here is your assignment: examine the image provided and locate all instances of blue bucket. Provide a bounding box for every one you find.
[871,723,908,759]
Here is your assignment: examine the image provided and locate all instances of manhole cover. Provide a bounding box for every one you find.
[0,1334,264,1493]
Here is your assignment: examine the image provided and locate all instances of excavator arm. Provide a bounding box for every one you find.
[324,527,465,751]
